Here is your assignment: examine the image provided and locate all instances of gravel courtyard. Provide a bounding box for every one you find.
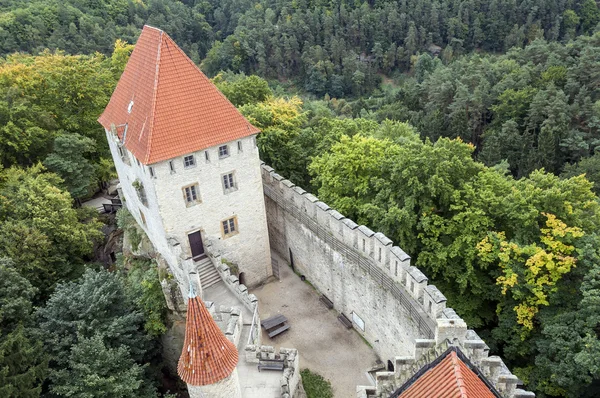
[250,252,379,398]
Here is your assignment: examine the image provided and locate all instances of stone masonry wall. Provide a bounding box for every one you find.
[187,368,242,398]
[109,128,272,298]
[152,135,272,289]
[262,164,443,362]
[261,164,535,397]
[245,345,301,398]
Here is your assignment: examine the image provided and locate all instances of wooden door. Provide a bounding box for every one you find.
[188,231,204,259]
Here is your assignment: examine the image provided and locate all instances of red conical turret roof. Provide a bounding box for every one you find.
[98,25,259,165]
[177,294,239,385]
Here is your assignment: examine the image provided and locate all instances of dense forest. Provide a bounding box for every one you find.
[1,0,600,397]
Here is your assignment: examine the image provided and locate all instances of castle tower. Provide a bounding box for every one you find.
[98,26,272,290]
[178,287,241,398]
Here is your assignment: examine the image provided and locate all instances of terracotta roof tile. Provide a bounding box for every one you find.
[98,25,259,165]
[177,295,238,386]
[398,351,496,398]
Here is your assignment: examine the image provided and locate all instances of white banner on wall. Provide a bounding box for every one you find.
[352,311,365,331]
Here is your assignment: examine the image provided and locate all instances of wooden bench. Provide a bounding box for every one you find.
[261,314,287,330]
[267,323,290,338]
[262,314,290,338]
[338,313,353,329]
[319,294,334,309]
[258,360,284,372]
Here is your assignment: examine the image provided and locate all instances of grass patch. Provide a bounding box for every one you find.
[301,369,333,398]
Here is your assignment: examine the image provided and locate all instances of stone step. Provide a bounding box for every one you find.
[198,264,216,276]
[201,272,222,289]
[196,259,221,289]
[198,265,219,279]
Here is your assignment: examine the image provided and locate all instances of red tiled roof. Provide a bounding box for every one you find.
[98,25,259,164]
[177,295,239,386]
[399,351,496,398]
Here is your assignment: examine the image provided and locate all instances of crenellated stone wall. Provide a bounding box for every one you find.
[262,164,445,361]
[358,328,535,398]
[261,163,534,397]
[244,345,301,398]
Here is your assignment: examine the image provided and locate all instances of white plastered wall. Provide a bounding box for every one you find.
[108,130,272,289]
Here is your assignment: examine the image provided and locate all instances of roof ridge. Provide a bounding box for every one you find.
[99,26,260,165]
[450,351,469,398]
[144,28,163,164]
[162,31,256,131]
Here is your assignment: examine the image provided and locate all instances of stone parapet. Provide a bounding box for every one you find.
[244,345,301,397]
[260,164,534,398]
[261,164,451,336]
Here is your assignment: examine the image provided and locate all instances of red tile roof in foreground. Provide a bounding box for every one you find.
[398,351,496,398]
[98,25,259,165]
[177,295,238,386]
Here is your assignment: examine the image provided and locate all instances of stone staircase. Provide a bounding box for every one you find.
[196,257,222,289]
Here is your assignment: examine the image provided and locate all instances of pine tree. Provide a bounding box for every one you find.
[0,258,47,397]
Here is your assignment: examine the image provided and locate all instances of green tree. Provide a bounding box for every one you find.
[213,73,272,106]
[36,268,152,367]
[36,268,158,396]
[0,166,103,300]
[44,133,97,200]
[0,258,47,398]
[562,153,600,194]
[309,134,401,220]
[530,240,600,397]
[50,334,154,398]
[579,0,600,34]
[119,257,168,337]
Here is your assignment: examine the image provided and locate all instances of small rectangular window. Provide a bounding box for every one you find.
[136,158,141,167]
[237,141,243,152]
[218,145,229,158]
[169,161,175,174]
[204,151,210,162]
[117,146,125,158]
[149,167,155,178]
[395,261,398,276]
[221,216,238,237]
[182,184,201,206]
[362,239,366,252]
[139,210,147,226]
[184,155,195,168]
[378,247,382,261]
[222,171,237,193]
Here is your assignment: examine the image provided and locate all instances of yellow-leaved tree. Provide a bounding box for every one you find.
[477,213,584,336]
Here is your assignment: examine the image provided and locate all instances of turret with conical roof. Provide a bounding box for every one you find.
[178,286,242,397]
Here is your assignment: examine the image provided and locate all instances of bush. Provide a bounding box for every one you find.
[119,256,169,336]
[301,369,333,398]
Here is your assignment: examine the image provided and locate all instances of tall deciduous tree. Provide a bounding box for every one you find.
[44,133,98,200]
[0,166,103,301]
